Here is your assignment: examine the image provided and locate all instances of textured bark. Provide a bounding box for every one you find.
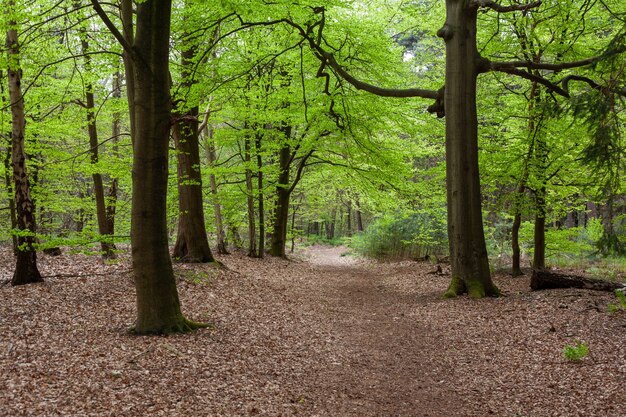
[533,186,546,269]
[439,0,499,298]
[104,0,204,334]
[531,270,626,292]
[80,33,116,259]
[6,22,43,286]
[106,71,121,237]
[270,143,291,258]
[171,21,214,264]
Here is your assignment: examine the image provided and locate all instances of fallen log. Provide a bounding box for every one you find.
[531,269,626,292]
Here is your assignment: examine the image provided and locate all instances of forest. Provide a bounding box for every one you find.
[1,0,625,415]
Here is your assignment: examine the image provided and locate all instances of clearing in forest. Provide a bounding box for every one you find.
[1,245,625,416]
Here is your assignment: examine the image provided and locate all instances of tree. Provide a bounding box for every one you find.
[92,0,206,333]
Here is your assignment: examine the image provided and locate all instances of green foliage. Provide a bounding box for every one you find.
[608,290,626,313]
[562,340,589,362]
[350,211,447,260]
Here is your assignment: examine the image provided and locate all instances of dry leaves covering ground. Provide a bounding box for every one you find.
[1,245,625,416]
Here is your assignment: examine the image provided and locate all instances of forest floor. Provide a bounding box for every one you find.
[1,245,625,417]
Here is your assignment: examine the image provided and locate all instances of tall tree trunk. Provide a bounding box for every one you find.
[355,198,364,232]
[440,0,499,298]
[106,70,122,237]
[171,115,214,262]
[244,135,257,257]
[6,19,43,286]
[171,17,214,263]
[533,186,546,269]
[205,126,228,254]
[4,136,18,254]
[255,132,265,258]
[270,142,291,258]
[79,32,116,258]
[93,0,204,333]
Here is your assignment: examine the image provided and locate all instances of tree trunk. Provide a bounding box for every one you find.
[80,33,116,259]
[126,0,203,333]
[270,143,291,258]
[6,20,43,286]
[440,0,499,298]
[4,138,18,254]
[205,126,229,254]
[531,270,625,292]
[533,186,547,269]
[106,70,121,238]
[171,26,214,263]
[255,132,265,258]
[355,198,364,232]
[244,135,257,257]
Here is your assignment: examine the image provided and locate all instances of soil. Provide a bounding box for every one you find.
[1,245,625,416]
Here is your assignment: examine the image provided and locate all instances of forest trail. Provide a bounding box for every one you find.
[1,245,624,416]
[279,246,456,416]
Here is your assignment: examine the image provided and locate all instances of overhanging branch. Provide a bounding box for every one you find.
[472,0,542,13]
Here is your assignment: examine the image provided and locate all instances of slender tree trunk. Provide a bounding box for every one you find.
[6,20,43,285]
[205,126,229,254]
[270,142,291,258]
[255,132,265,258]
[79,33,116,258]
[440,0,498,298]
[106,70,122,237]
[533,186,546,269]
[244,135,257,257]
[355,198,364,232]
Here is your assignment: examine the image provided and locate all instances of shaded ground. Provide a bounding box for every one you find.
[1,245,625,416]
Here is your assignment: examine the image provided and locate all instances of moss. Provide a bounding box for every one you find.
[443,275,501,299]
[130,316,211,335]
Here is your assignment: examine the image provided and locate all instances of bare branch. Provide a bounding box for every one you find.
[562,75,626,97]
[473,0,542,13]
[494,66,569,97]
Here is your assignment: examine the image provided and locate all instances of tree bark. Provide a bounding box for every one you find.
[440,0,499,298]
[171,15,214,264]
[100,0,204,333]
[255,132,265,258]
[106,70,121,237]
[531,270,625,292]
[270,142,292,258]
[6,20,43,286]
[244,135,257,257]
[3,137,18,254]
[79,32,116,259]
[205,126,229,254]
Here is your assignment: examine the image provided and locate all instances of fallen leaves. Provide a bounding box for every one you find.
[0,245,625,416]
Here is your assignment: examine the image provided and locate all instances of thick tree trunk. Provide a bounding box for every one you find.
[171,30,214,263]
[126,0,203,333]
[270,143,291,258]
[244,135,257,257]
[531,270,625,292]
[355,198,364,232]
[440,0,498,298]
[6,22,43,286]
[80,34,116,259]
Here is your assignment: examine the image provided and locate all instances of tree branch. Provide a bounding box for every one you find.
[493,67,569,97]
[472,0,542,13]
[90,0,134,59]
[562,75,626,97]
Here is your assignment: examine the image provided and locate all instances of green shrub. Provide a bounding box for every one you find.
[562,340,589,362]
[350,211,447,259]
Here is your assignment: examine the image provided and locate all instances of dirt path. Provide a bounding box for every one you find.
[1,245,625,416]
[289,246,456,416]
